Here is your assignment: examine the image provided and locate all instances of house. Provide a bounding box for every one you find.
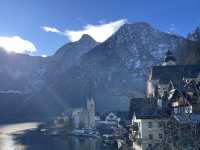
[147,50,200,98]
[168,88,193,114]
[132,112,170,150]
[105,112,121,127]
[146,50,200,113]
[129,50,200,149]
[130,98,170,150]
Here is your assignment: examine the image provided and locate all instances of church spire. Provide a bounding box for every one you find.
[162,50,177,66]
[88,78,94,100]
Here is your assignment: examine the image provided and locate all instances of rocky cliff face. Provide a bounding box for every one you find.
[0,48,48,122]
[52,34,98,69]
[0,22,200,121]
[0,48,47,93]
[67,23,197,110]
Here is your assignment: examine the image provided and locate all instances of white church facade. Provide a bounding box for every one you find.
[72,97,96,129]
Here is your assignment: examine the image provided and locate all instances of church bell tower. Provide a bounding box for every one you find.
[86,79,96,128]
[162,50,177,66]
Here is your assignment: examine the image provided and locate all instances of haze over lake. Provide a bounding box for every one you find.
[0,123,105,150]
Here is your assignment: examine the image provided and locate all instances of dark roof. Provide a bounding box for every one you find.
[173,113,200,124]
[150,65,200,82]
[135,111,169,119]
[165,55,176,62]
[100,111,129,121]
[135,107,169,119]
[164,50,176,62]
[130,98,169,119]
[129,98,151,119]
[168,89,182,102]
[166,50,173,56]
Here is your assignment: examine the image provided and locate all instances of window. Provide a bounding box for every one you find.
[164,130,168,135]
[147,144,153,150]
[185,106,192,114]
[174,107,178,114]
[138,132,141,138]
[149,134,153,140]
[158,121,162,128]
[159,133,163,139]
[148,122,153,128]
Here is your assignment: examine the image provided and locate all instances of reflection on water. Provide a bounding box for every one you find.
[0,123,105,150]
[0,134,26,150]
[0,123,39,150]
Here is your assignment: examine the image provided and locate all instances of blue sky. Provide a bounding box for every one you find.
[0,0,199,56]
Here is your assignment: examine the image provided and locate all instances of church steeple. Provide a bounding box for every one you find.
[86,79,95,113]
[86,79,96,128]
[88,78,94,100]
[162,50,176,66]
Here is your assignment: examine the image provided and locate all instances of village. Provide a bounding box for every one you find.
[39,50,200,150]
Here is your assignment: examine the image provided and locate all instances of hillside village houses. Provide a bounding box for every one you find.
[105,112,121,127]
[130,50,200,150]
[50,79,127,142]
[96,112,121,127]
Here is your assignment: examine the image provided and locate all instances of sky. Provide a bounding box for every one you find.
[0,0,199,56]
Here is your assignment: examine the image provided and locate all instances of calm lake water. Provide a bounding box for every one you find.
[0,123,109,150]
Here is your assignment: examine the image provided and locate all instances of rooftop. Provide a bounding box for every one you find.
[174,113,200,124]
[130,98,170,119]
[164,50,176,62]
[150,65,200,82]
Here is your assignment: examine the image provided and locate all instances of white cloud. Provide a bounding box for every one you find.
[65,19,127,42]
[42,19,127,42]
[0,36,36,54]
[41,54,47,57]
[42,26,61,33]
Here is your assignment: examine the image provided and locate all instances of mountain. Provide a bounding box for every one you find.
[35,22,200,113]
[0,22,200,121]
[12,34,99,120]
[44,34,98,91]
[0,48,47,92]
[0,48,48,122]
[62,22,198,110]
[53,34,98,69]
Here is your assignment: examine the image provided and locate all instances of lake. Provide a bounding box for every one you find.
[0,123,110,150]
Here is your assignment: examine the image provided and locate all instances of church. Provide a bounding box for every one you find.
[62,81,96,129]
[71,95,96,129]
